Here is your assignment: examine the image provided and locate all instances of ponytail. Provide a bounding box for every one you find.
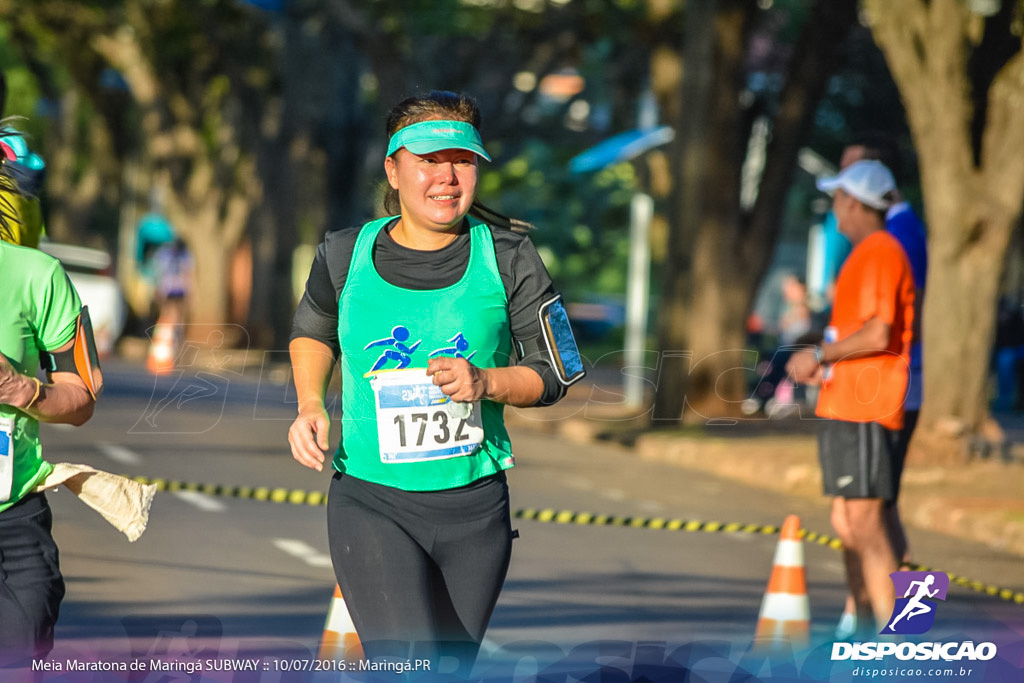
[469,201,535,234]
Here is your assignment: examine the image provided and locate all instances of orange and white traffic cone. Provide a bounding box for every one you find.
[146,323,177,375]
[318,584,363,661]
[753,514,810,651]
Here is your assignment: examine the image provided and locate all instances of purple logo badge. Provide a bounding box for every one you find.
[881,571,949,635]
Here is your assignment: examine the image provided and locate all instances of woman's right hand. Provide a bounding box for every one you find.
[288,406,330,472]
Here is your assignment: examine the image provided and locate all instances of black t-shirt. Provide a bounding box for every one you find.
[291,220,567,405]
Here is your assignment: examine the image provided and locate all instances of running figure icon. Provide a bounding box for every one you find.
[365,325,422,372]
[888,574,939,631]
[428,332,476,361]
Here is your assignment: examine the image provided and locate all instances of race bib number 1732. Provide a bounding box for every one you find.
[370,369,484,463]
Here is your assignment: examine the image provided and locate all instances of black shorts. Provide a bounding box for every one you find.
[818,419,904,501]
[0,493,65,667]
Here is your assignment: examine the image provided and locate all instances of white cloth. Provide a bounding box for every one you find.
[32,462,156,542]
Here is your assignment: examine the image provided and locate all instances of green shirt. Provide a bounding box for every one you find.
[0,240,82,513]
[335,217,514,491]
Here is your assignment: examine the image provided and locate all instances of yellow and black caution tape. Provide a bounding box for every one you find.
[130,476,328,506]
[514,507,846,549]
[907,561,1024,606]
[130,476,1024,607]
[513,507,783,536]
[514,508,1024,607]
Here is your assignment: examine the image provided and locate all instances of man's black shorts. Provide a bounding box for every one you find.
[817,419,904,501]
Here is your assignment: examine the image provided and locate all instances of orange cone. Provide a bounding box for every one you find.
[318,584,363,661]
[754,514,810,650]
[146,323,177,375]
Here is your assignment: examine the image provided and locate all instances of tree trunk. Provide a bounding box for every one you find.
[864,0,1024,462]
[652,0,720,422]
[188,230,231,330]
[679,2,753,421]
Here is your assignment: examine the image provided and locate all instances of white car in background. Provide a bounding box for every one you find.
[38,240,127,357]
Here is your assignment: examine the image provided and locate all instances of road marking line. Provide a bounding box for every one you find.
[639,500,663,513]
[567,477,593,491]
[96,442,143,465]
[273,538,334,568]
[724,532,755,543]
[173,491,227,512]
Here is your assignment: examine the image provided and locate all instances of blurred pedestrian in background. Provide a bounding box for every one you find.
[993,296,1024,413]
[778,273,812,346]
[288,90,581,673]
[787,159,915,637]
[152,237,194,328]
[744,273,813,417]
[146,237,194,374]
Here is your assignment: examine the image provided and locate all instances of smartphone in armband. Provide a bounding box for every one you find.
[537,294,585,386]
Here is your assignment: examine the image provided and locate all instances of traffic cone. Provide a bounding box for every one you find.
[318,584,363,661]
[146,323,177,375]
[753,514,810,651]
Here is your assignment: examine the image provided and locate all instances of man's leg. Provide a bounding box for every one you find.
[884,502,909,565]
[841,497,898,630]
[832,498,871,627]
[887,410,917,567]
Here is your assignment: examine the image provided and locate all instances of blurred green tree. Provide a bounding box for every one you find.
[3,0,275,333]
[311,0,656,305]
[1,19,124,246]
[651,0,859,422]
[864,0,1024,462]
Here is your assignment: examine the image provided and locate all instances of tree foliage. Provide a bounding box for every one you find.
[2,0,277,331]
[652,0,859,423]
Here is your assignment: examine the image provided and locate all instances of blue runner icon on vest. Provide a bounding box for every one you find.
[365,325,422,372]
[428,332,476,361]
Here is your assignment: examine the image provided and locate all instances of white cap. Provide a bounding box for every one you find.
[816,159,896,210]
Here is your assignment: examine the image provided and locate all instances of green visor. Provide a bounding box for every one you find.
[386,120,491,161]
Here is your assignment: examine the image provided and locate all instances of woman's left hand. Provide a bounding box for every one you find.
[427,357,488,403]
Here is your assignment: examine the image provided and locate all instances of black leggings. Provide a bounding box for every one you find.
[327,472,513,671]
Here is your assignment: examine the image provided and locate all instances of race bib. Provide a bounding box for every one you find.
[370,369,484,463]
[0,416,14,503]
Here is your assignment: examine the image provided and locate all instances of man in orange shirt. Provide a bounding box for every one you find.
[787,159,915,636]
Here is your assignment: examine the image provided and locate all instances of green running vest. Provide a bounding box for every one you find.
[335,217,515,491]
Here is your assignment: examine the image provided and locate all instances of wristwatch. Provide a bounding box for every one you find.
[813,345,825,364]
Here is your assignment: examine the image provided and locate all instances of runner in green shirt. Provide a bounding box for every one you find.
[0,79,102,668]
[0,239,101,670]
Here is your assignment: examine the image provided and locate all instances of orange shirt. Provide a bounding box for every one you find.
[815,230,915,430]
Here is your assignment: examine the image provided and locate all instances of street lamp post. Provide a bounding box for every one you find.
[570,123,674,408]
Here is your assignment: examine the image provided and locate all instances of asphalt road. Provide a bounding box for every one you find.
[31,357,1024,682]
